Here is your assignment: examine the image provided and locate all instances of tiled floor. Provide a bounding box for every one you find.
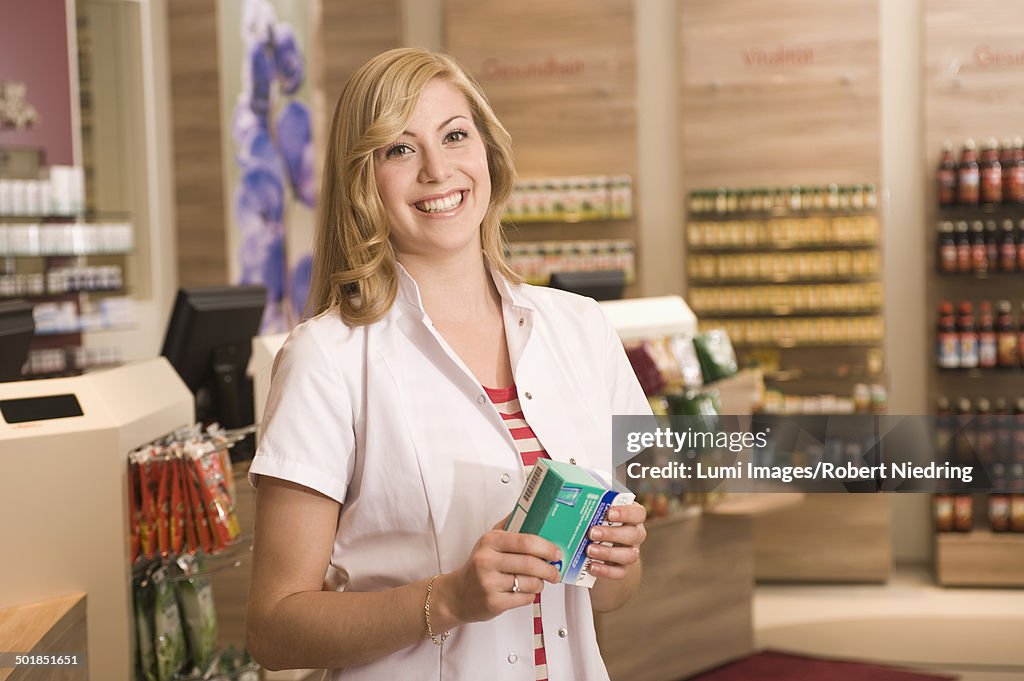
[753,566,1024,680]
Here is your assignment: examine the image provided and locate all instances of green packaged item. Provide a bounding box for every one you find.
[153,566,187,681]
[505,459,634,588]
[175,555,218,670]
[693,330,738,383]
[134,576,157,681]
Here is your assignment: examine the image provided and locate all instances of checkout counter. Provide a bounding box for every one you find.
[0,359,193,681]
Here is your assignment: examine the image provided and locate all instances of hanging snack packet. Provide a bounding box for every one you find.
[190,443,241,551]
[175,555,218,670]
[169,457,186,556]
[152,566,187,681]
[134,574,157,681]
[178,457,199,556]
[138,451,158,560]
[185,457,215,555]
[156,456,171,558]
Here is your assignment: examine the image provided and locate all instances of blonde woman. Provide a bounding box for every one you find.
[246,48,650,680]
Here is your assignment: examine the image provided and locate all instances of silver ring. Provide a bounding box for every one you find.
[512,574,520,593]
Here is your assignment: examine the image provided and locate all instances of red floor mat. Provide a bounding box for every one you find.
[684,650,958,681]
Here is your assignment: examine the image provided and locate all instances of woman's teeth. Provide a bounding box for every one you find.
[415,191,463,213]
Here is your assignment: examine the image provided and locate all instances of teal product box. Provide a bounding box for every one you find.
[505,459,635,588]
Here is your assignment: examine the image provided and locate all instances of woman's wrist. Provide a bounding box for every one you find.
[426,572,462,633]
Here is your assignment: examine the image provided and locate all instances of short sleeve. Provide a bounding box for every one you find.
[247,321,356,504]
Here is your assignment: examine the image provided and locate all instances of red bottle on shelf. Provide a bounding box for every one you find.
[981,137,1003,205]
[936,301,959,369]
[937,141,958,207]
[938,221,958,274]
[978,301,997,369]
[996,300,1018,369]
[953,397,975,532]
[1000,219,1017,272]
[1000,138,1014,201]
[978,137,1003,202]
[955,221,971,273]
[957,139,980,206]
[970,221,988,274]
[1010,137,1024,203]
[957,301,979,370]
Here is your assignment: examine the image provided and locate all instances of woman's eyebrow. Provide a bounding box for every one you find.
[399,115,470,138]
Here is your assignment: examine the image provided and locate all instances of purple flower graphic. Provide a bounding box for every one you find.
[272,24,304,95]
[276,101,315,207]
[233,0,315,333]
[290,254,313,319]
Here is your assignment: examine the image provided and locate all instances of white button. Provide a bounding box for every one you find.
[477,395,485,404]
[558,627,568,638]
[569,458,577,465]
[524,391,533,400]
[518,317,525,326]
[501,473,511,484]
[507,653,518,664]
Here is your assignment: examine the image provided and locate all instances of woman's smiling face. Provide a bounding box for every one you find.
[373,77,492,261]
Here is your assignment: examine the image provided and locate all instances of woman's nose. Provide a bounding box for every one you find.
[418,147,452,183]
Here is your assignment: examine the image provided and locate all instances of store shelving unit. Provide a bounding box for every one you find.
[927,202,1024,587]
[685,190,887,406]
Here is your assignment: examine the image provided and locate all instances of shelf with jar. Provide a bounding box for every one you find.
[505,238,635,286]
[686,183,885,415]
[502,174,633,225]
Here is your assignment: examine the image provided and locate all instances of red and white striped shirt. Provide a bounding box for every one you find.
[485,384,549,681]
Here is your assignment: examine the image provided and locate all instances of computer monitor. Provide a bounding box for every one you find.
[0,300,35,382]
[161,286,266,448]
[548,270,626,301]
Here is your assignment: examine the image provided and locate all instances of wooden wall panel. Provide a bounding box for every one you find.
[319,0,401,107]
[168,0,229,288]
[445,0,638,247]
[680,0,880,188]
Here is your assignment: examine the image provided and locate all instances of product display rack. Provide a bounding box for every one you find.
[685,186,887,412]
[928,197,1024,587]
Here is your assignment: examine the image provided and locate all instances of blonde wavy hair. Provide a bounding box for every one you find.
[308,48,520,324]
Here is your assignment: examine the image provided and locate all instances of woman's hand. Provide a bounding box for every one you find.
[585,502,647,580]
[432,516,562,629]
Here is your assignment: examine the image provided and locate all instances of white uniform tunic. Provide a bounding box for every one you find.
[249,263,651,680]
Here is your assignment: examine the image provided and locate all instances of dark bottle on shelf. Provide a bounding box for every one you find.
[996,300,1019,369]
[937,141,958,207]
[1000,219,1017,272]
[1019,301,1024,368]
[990,397,1011,532]
[970,221,988,274]
[957,301,979,370]
[1012,398,1024,533]
[955,221,972,272]
[985,220,999,269]
[1011,137,1024,204]
[1000,138,1015,201]
[934,397,955,532]
[937,301,960,369]
[978,301,997,369]
[981,137,1003,205]
[938,221,958,273]
[958,138,981,206]
[953,397,975,532]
